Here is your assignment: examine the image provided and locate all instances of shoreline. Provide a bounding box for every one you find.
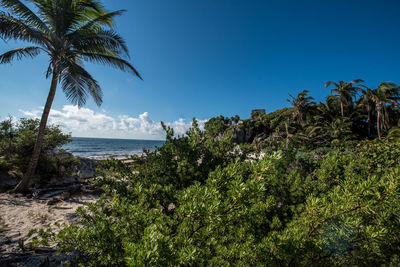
[62,137,164,161]
[78,154,142,161]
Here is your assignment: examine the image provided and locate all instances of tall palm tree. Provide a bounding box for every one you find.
[358,85,375,137]
[283,118,295,149]
[315,97,338,125]
[295,124,327,147]
[370,82,400,139]
[325,79,364,118]
[287,90,315,125]
[0,0,142,192]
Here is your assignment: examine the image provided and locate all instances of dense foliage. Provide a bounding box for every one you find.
[34,79,400,265]
[53,134,400,266]
[0,118,77,179]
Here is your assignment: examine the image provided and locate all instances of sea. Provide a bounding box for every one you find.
[62,137,165,159]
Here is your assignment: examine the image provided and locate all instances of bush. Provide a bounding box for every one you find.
[0,118,78,179]
[51,123,400,265]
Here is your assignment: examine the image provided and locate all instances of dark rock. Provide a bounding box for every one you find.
[34,247,55,254]
[48,176,77,186]
[77,169,94,179]
[77,158,99,179]
[233,123,254,143]
[0,171,21,192]
[54,151,74,159]
[0,251,80,267]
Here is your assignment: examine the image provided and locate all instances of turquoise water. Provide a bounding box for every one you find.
[62,137,165,159]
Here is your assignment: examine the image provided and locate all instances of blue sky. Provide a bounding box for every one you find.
[1,0,400,139]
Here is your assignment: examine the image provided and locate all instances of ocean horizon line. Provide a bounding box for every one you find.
[71,136,166,142]
[63,137,165,159]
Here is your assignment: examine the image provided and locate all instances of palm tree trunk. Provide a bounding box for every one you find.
[383,106,389,131]
[340,101,344,117]
[285,121,289,149]
[377,111,381,139]
[367,104,371,137]
[13,72,58,193]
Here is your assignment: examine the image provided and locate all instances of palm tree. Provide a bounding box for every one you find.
[295,125,327,147]
[327,117,353,145]
[287,90,315,125]
[0,0,142,192]
[358,85,375,137]
[370,82,400,139]
[283,118,295,149]
[315,97,338,125]
[325,79,364,117]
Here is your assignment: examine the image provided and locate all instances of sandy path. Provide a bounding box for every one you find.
[0,193,98,256]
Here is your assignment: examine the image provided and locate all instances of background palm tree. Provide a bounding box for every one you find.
[370,82,400,139]
[325,79,364,117]
[0,0,142,192]
[358,85,375,137]
[283,118,296,149]
[315,97,338,124]
[287,90,315,125]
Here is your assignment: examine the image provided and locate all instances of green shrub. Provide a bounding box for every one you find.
[0,118,77,178]
[52,123,400,265]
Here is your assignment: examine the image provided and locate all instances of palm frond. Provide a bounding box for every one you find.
[358,85,368,95]
[71,29,129,57]
[73,0,108,17]
[325,81,339,88]
[68,10,125,34]
[80,52,142,79]
[0,46,41,64]
[60,59,103,107]
[0,0,49,32]
[65,0,112,34]
[25,0,55,31]
[287,94,295,104]
[387,127,400,139]
[0,12,47,45]
[348,78,364,84]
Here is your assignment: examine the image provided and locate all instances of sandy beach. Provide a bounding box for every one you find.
[0,192,98,258]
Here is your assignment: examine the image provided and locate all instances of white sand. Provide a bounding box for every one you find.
[0,193,98,255]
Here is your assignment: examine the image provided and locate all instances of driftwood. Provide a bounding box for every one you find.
[32,187,77,200]
[29,179,101,203]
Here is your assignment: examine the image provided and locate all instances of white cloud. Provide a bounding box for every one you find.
[19,105,207,140]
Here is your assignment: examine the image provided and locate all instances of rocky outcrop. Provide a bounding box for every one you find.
[77,158,99,179]
[0,171,21,191]
[0,156,100,193]
[232,121,254,144]
[47,152,99,179]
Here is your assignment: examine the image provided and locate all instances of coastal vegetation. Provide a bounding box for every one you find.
[24,80,399,265]
[1,1,400,265]
[0,0,141,192]
[0,118,77,181]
